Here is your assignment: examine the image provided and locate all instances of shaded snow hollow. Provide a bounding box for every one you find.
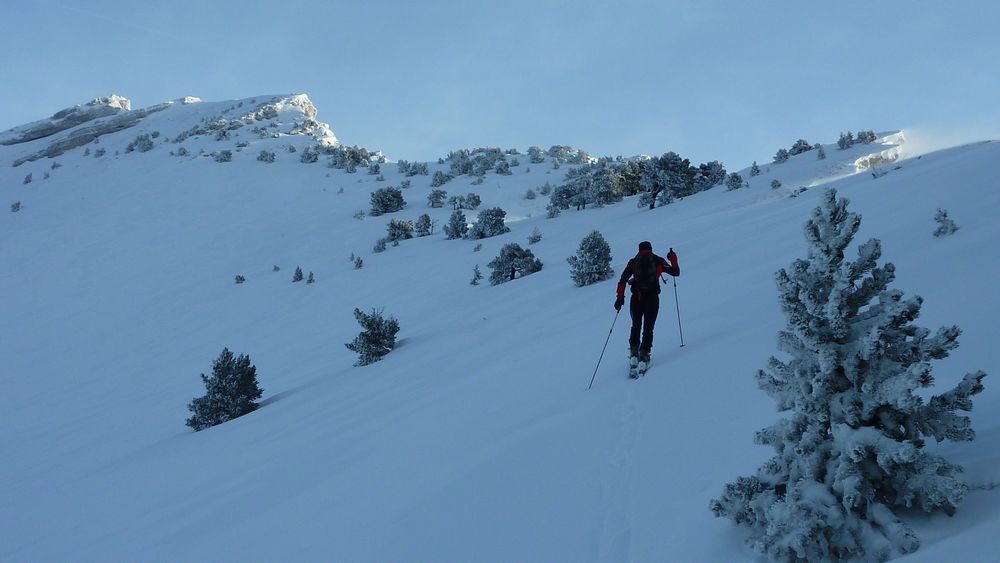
[1,96,997,562]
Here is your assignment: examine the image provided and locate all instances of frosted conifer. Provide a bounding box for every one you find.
[711,189,986,562]
[444,209,468,240]
[567,230,614,287]
[527,227,542,245]
[750,161,761,176]
[185,348,263,431]
[345,308,400,366]
[487,243,542,285]
[466,207,510,240]
[370,186,405,216]
[415,214,433,237]
[470,264,483,286]
[292,267,304,282]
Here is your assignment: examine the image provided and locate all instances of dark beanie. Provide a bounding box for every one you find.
[638,241,652,251]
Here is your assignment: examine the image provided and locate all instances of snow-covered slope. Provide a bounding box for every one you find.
[1,96,997,562]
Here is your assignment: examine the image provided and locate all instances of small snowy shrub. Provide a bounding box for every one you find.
[488,243,543,285]
[933,208,959,237]
[185,348,263,431]
[370,186,405,215]
[527,227,542,245]
[539,182,553,196]
[470,264,483,286]
[400,179,411,189]
[300,145,319,163]
[466,207,510,240]
[95,148,106,157]
[273,265,280,272]
[306,272,315,284]
[838,131,855,149]
[11,201,22,212]
[386,218,414,242]
[474,243,482,252]
[567,230,614,287]
[525,189,537,200]
[772,148,789,163]
[465,192,481,209]
[373,238,387,253]
[176,147,189,157]
[495,160,512,175]
[234,275,246,284]
[345,308,400,366]
[443,209,468,240]
[23,173,32,185]
[51,161,62,169]
[431,170,452,187]
[788,138,813,155]
[353,210,366,220]
[711,189,986,562]
[214,150,233,163]
[354,257,363,269]
[257,150,276,163]
[369,162,381,175]
[770,179,781,189]
[292,266,304,282]
[127,133,154,153]
[817,144,827,160]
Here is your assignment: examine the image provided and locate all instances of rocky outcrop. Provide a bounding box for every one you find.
[1,95,132,146]
[11,102,170,167]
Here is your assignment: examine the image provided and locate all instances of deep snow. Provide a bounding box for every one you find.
[1,95,997,561]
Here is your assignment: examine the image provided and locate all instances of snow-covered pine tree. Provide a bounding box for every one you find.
[185,348,263,431]
[443,209,468,239]
[750,161,761,176]
[344,308,400,366]
[466,207,510,239]
[726,172,744,191]
[369,186,405,216]
[567,230,614,287]
[415,213,433,237]
[431,170,452,187]
[427,189,447,208]
[773,148,790,163]
[464,192,482,210]
[292,266,304,282]
[817,144,827,160]
[487,243,543,285]
[470,264,483,286]
[933,208,959,237]
[306,272,315,284]
[711,188,986,562]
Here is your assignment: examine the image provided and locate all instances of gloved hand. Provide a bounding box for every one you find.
[667,248,678,266]
[614,296,624,311]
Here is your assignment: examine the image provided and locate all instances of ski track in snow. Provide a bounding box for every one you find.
[595,380,639,562]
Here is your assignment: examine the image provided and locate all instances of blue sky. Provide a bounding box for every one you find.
[2,0,998,167]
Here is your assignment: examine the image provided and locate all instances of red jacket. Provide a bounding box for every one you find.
[616,249,680,299]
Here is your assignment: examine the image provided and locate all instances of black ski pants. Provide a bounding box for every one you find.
[629,293,659,352]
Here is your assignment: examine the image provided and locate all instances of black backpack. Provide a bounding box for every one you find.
[632,252,659,294]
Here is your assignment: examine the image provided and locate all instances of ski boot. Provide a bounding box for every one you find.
[637,349,651,376]
[628,347,640,378]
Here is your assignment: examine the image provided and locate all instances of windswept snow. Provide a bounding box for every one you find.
[0,96,997,562]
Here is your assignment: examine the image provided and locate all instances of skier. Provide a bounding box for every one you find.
[614,241,680,375]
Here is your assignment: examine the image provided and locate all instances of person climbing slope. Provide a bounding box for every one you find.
[614,241,680,376]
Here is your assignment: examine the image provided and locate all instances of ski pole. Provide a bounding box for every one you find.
[672,275,685,347]
[588,309,620,390]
